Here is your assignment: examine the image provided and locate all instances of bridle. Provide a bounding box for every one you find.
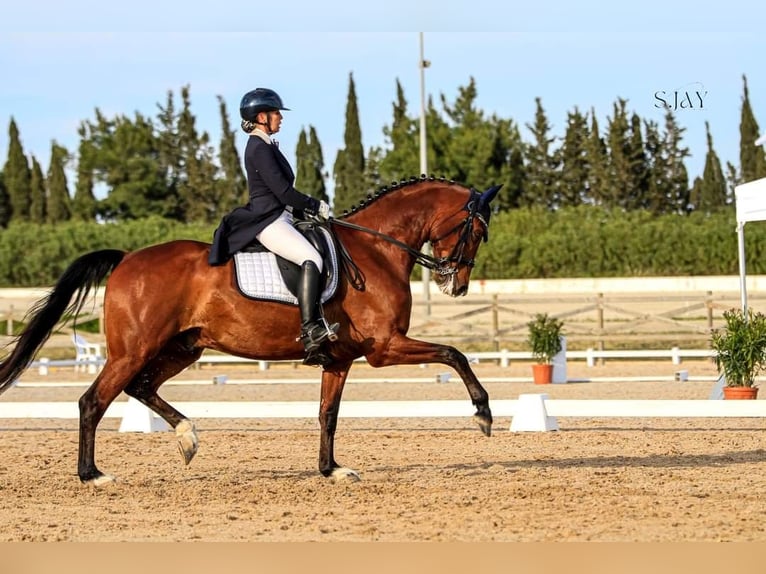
[428,189,490,275]
[327,189,490,288]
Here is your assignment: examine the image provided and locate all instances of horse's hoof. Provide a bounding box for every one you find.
[474,414,492,437]
[85,473,116,487]
[329,467,360,483]
[176,419,199,466]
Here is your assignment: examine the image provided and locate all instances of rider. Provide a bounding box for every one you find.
[208,87,338,364]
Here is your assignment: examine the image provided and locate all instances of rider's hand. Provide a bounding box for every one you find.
[318,200,331,220]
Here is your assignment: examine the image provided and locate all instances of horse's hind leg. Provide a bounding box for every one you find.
[78,357,145,485]
[123,335,204,466]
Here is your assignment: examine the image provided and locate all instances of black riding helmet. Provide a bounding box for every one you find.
[240,88,290,122]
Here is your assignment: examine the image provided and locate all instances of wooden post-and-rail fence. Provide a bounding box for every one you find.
[0,289,762,354]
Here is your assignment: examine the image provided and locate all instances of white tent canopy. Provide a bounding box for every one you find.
[734,176,766,312]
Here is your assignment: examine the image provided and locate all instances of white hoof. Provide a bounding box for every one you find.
[330,467,360,483]
[87,474,116,487]
[176,419,199,465]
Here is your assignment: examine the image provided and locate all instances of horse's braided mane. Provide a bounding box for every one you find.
[338,174,463,218]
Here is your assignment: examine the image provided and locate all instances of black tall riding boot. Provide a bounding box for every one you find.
[298,261,338,356]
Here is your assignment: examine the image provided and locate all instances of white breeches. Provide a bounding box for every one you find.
[256,209,323,271]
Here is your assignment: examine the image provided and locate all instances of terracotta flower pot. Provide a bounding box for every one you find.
[532,363,553,384]
[722,386,759,400]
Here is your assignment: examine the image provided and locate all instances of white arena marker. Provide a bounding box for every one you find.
[510,393,559,432]
[118,397,170,433]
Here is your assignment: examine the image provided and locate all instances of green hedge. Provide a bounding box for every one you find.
[0,207,761,286]
[0,217,215,287]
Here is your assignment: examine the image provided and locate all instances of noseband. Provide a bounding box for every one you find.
[328,189,489,282]
[428,189,488,276]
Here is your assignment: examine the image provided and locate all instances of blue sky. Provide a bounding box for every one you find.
[1,1,764,200]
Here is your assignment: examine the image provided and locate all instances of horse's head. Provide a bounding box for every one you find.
[429,184,502,297]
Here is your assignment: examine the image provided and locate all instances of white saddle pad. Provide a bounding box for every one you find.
[233,228,338,305]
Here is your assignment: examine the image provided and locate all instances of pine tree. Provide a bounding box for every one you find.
[0,171,9,227]
[4,118,31,222]
[377,79,419,183]
[72,125,98,221]
[739,74,766,183]
[87,109,170,220]
[333,73,366,214]
[440,78,515,193]
[692,121,727,212]
[523,97,559,207]
[29,156,46,223]
[216,94,246,213]
[46,142,71,223]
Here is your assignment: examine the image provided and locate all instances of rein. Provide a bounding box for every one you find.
[323,190,488,290]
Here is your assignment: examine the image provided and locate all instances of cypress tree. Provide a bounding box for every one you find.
[216,94,246,212]
[29,156,46,223]
[156,89,182,217]
[308,126,329,203]
[0,171,8,227]
[644,119,667,213]
[584,109,608,206]
[739,74,766,183]
[4,118,31,222]
[605,99,632,209]
[46,142,71,222]
[296,129,312,189]
[499,136,525,212]
[692,121,727,212]
[177,85,218,222]
[332,72,366,214]
[72,125,98,222]
[626,113,649,210]
[296,126,328,203]
[558,107,589,206]
[662,111,690,214]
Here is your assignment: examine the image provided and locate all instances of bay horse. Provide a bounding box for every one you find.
[0,177,500,485]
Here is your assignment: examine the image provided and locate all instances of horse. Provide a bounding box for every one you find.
[0,177,501,485]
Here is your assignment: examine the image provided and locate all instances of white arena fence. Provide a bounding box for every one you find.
[2,374,765,426]
[29,346,717,376]
[1,396,765,422]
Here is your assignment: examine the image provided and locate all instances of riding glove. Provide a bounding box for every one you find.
[318,200,331,220]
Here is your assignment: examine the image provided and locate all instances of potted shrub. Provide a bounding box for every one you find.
[526,313,564,384]
[710,307,766,399]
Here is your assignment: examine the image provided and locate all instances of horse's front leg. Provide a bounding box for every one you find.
[318,361,360,482]
[366,334,493,436]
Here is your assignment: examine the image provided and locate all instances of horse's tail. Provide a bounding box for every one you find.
[0,249,126,394]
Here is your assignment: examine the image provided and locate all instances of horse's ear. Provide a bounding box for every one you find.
[478,184,502,211]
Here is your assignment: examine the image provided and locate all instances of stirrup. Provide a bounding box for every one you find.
[299,320,339,352]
